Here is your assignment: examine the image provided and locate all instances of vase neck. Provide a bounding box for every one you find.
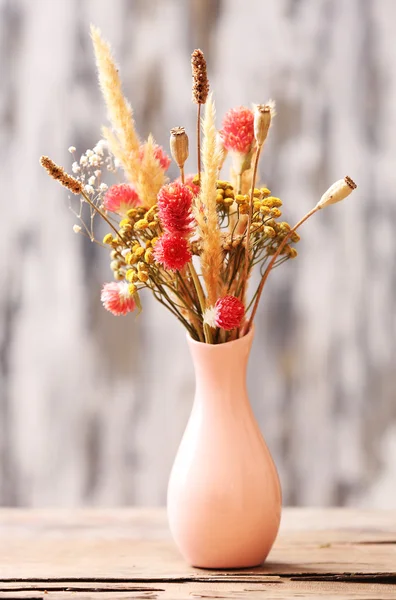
[187,329,254,407]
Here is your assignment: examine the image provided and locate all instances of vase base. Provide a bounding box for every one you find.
[191,561,264,570]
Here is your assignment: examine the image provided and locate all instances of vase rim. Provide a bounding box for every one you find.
[187,324,255,349]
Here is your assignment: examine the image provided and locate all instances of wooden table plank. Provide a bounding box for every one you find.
[1,582,396,599]
[0,509,395,599]
[0,509,395,581]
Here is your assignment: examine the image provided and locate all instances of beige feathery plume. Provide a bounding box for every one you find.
[138,134,167,206]
[90,26,141,189]
[195,95,223,306]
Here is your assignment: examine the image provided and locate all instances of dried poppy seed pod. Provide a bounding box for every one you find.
[254,104,272,146]
[316,176,357,209]
[170,127,189,169]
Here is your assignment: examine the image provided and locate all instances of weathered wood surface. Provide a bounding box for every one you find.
[1,0,396,508]
[0,509,395,599]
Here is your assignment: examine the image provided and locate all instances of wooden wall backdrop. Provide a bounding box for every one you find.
[1,0,395,508]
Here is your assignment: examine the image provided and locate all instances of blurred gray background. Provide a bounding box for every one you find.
[0,0,395,508]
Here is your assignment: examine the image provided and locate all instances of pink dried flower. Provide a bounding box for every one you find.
[177,174,200,196]
[204,295,245,331]
[157,181,194,236]
[153,233,192,271]
[139,143,171,171]
[103,183,140,215]
[220,107,255,154]
[101,282,136,316]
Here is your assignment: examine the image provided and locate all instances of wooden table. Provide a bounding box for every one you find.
[0,509,395,599]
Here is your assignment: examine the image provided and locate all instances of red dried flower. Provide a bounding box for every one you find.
[220,107,255,154]
[103,183,140,215]
[139,143,171,171]
[204,295,245,331]
[157,181,194,236]
[153,233,192,271]
[177,174,200,196]
[101,282,136,316]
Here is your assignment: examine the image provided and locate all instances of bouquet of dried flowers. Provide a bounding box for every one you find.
[41,27,357,344]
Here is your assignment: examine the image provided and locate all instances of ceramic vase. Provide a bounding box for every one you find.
[167,327,282,568]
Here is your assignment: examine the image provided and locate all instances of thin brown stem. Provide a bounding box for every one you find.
[241,206,319,336]
[188,262,212,344]
[81,191,127,245]
[242,145,262,301]
[197,103,201,184]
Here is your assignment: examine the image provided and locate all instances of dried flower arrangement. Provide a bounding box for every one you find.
[41,27,357,344]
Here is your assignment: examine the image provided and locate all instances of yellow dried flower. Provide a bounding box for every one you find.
[263,197,282,208]
[265,218,277,228]
[239,203,249,214]
[103,233,113,245]
[216,180,230,190]
[137,271,149,283]
[127,208,138,219]
[216,194,224,204]
[248,188,261,198]
[114,271,125,280]
[251,222,263,232]
[235,194,249,204]
[128,283,137,295]
[259,205,271,216]
[125,269,135,282]
[124,251,133,265]
[263,226,276,238]
[223,197,234,207]
[144,248,154,263]
[270,208,282,218]
[279,222,291,232]
[148,221,158,230]
[192,174,200,186]
[224,188,234,199]
[260,187,271,196]
[134,246,145,258]
[119,218,131,228]
[134,219,149,230]
[291,232,301,243]
[281,244,292,256]
[110,260,120,271]
[151,237,159,247]
[289,248,298,259]
[253,201,261,211]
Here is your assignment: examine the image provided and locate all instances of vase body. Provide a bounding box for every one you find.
[167,327,282,569]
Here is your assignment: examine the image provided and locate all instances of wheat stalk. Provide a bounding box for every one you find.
[194,95,223,307]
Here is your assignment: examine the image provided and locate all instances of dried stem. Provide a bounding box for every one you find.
[242,144,262,299]
[197,103,201,184]
[81,190,127,244]
[242,206,319,335]
[188,263,212,343]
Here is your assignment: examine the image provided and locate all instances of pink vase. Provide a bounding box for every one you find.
[167,327,282,569]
